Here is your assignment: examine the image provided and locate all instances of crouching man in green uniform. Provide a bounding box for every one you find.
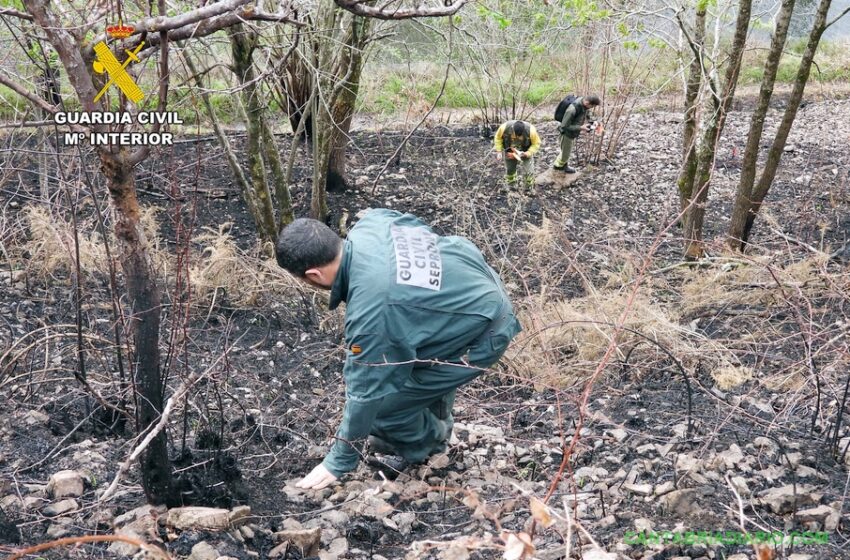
[494,120,541,192]
[276,209,522,489]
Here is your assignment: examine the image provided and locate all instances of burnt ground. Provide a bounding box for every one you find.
[0,97,849,560]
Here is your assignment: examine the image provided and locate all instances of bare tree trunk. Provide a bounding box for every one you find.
[732,0,833,248]
[24,0,177,505]
[683,0,752,260]
[100,152,175,505]
[326,14,370,192]
[676,5,707,215]
[229,23,278,241]
[184,52,254,210]
[260,119,295,228]
[310,2,339,221]
[727,0,795,251]
[310,4,371,219]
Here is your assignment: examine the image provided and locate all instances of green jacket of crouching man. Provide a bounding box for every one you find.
[275,209,522,489]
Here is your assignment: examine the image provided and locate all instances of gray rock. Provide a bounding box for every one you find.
[756,484,821,514]
[392,511,416,536]
[166,507,231,531]
[110,505,165,556]
[188,541,219,560]
[268,542,289,559]
[229,505,252,527]
[796,504,840,531]
[43,498,79,517]
[660,488,706,517]
[654,481,675,496]
[23,410,50,426]
[0,495,23,511]
[46,518,73,539]
[319,537,348,560]
[47,470,85,499]
[535,168,582,189]
[23,497,44,510]
[634,518,653,532]
[320,510,350,526]
[608,429,629,442]
[428,453,450,469]
[273,528,321,557]
[622,482,653,496]
[730,476,751,495]
[281,518,303,530]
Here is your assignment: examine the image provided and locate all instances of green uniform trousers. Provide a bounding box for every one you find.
[369,303,516,464]
[505,155,535,186]
[554,135,575,169]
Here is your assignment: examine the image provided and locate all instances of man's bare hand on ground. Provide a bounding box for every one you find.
[295,463,338,490]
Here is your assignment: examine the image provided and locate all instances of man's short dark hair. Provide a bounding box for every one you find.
[512,120,526,135]
[585,94,601,107]
[276,218,342,277]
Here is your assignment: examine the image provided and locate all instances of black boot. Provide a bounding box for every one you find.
[366,454,410,480]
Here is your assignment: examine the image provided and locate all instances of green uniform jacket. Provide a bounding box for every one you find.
[323,209,520,476]
[559,97,588,139]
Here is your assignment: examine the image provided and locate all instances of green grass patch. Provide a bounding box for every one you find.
[522,80,560,105]
[0,86,29,120]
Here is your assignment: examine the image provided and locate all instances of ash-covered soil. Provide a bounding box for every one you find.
[0,97,849,559]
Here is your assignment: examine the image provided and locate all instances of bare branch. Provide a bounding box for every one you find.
[334,0,468,20]
[130,0,251,34]
[0,6,33,20]
[126,8,304,53]
[0,72,57,115]
[826,5,850,29]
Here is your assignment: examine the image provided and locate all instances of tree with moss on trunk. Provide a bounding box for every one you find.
[282,0,468,222]
[727,0,849,251]
[226,22,296,240]
[676,0,752,261]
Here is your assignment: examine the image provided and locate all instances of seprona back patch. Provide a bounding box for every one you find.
[390,225,442,291]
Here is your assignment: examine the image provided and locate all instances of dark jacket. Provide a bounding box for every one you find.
[559,97,588,139]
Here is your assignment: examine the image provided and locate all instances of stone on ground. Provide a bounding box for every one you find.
[187,540,219,560]
[273,528,321,557]
[535,168,582,188]
[166,507,231,531]
[110,505,166,556]
[47,470,85,499]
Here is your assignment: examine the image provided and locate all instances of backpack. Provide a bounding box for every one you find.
[554,94,577,122]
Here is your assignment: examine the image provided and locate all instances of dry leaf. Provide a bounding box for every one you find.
[462,494,480,509]
[529,496,555,528]
[502,531,535,560]
[754,545,776,560]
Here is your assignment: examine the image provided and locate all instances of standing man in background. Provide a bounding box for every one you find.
[553,94,601,173]
[494,119,541,193]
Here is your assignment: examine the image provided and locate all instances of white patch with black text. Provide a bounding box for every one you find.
[390,225,442,291]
